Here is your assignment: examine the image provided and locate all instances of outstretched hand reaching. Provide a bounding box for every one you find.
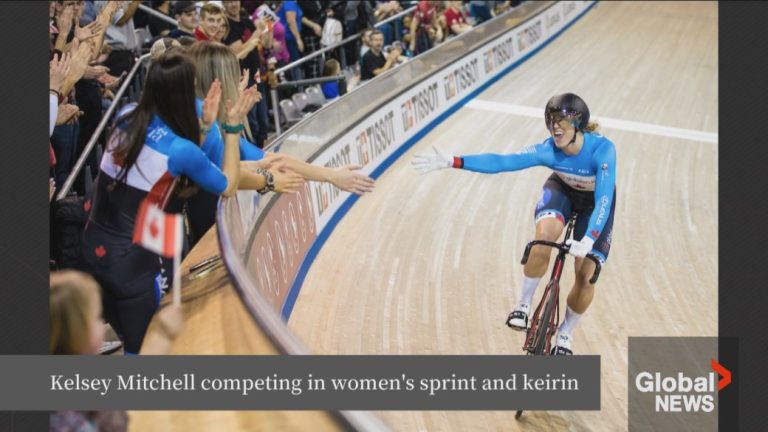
[331,165,375,195]
[411,145,453,174]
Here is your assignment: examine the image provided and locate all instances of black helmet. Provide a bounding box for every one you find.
[545,93,590,131]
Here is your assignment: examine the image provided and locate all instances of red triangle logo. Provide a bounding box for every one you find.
[711,359,731,391]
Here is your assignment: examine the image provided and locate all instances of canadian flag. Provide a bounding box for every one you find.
[132,199,183,258]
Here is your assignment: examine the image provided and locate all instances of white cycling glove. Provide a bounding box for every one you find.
[566,236,595,258]
[411,145,454,174]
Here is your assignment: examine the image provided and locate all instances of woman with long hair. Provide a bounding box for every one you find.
[79,51,294,354]
[185,41,375,246]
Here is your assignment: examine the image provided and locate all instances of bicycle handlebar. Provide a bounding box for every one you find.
[520,240,603,284]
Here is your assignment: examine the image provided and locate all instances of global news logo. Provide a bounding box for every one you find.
[634,359,731,413]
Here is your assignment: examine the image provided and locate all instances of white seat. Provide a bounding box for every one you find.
[279,99,303,123]
[305,85,327,106]
[291,92,310,111]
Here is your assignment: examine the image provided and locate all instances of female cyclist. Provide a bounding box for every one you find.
[412,93,616,355]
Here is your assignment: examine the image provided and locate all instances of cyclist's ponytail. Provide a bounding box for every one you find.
[584,121,600,133]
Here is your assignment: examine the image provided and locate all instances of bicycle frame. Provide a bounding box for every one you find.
[519,215,602,354]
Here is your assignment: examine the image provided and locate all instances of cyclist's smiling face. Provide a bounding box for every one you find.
[549,118,576,149]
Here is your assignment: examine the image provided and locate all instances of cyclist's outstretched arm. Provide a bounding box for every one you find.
[459,144,550,174]
[584,141,617,241]
[412,142,553,174]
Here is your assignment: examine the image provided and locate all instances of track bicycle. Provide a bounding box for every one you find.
[513,213,602,419]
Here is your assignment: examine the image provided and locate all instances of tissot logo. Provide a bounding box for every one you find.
[634,360,731,413]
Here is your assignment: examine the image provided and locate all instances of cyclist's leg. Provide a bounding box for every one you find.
[556,190,616,352]
[567,188,615,312]
[524,175,573,278]
[507,175,572,328]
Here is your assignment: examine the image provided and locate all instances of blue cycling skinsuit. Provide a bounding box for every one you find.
[111,101,267,247]
[80,111,231,354]
[186,99,266,246]
[456,132,617,263]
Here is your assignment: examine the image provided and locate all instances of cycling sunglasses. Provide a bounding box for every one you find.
[546,108,582,130]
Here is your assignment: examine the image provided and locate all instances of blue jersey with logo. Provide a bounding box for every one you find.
[101,105,228,195]
[461,132,616,241]
[195,99,265,167]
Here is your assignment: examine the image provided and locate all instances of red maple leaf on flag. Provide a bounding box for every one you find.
[133,199,183,258]
[149,219,159,238]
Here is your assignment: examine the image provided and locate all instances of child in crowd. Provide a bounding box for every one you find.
[49,270,185,430]
[321,58,342,100]
[49,270,128,431]
[50,270,106,356]
[49,270,184,357]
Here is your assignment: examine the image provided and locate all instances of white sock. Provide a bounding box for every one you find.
[517,276,541,309]
[558,306,582,337]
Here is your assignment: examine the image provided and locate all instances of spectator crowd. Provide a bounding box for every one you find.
[48,2,522,429]
[49,1,521,199]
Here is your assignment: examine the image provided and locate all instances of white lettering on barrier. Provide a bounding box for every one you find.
[297,184,312,242]
[249,183,318,309]
[275,220,288,283]
[280,209,294,267]
[264,233,278,296]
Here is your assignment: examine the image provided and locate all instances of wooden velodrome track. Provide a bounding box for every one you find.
[289,1,717,431]
[132,2,717,431]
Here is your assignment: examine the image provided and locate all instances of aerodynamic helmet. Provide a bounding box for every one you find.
[545,93,590,131]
